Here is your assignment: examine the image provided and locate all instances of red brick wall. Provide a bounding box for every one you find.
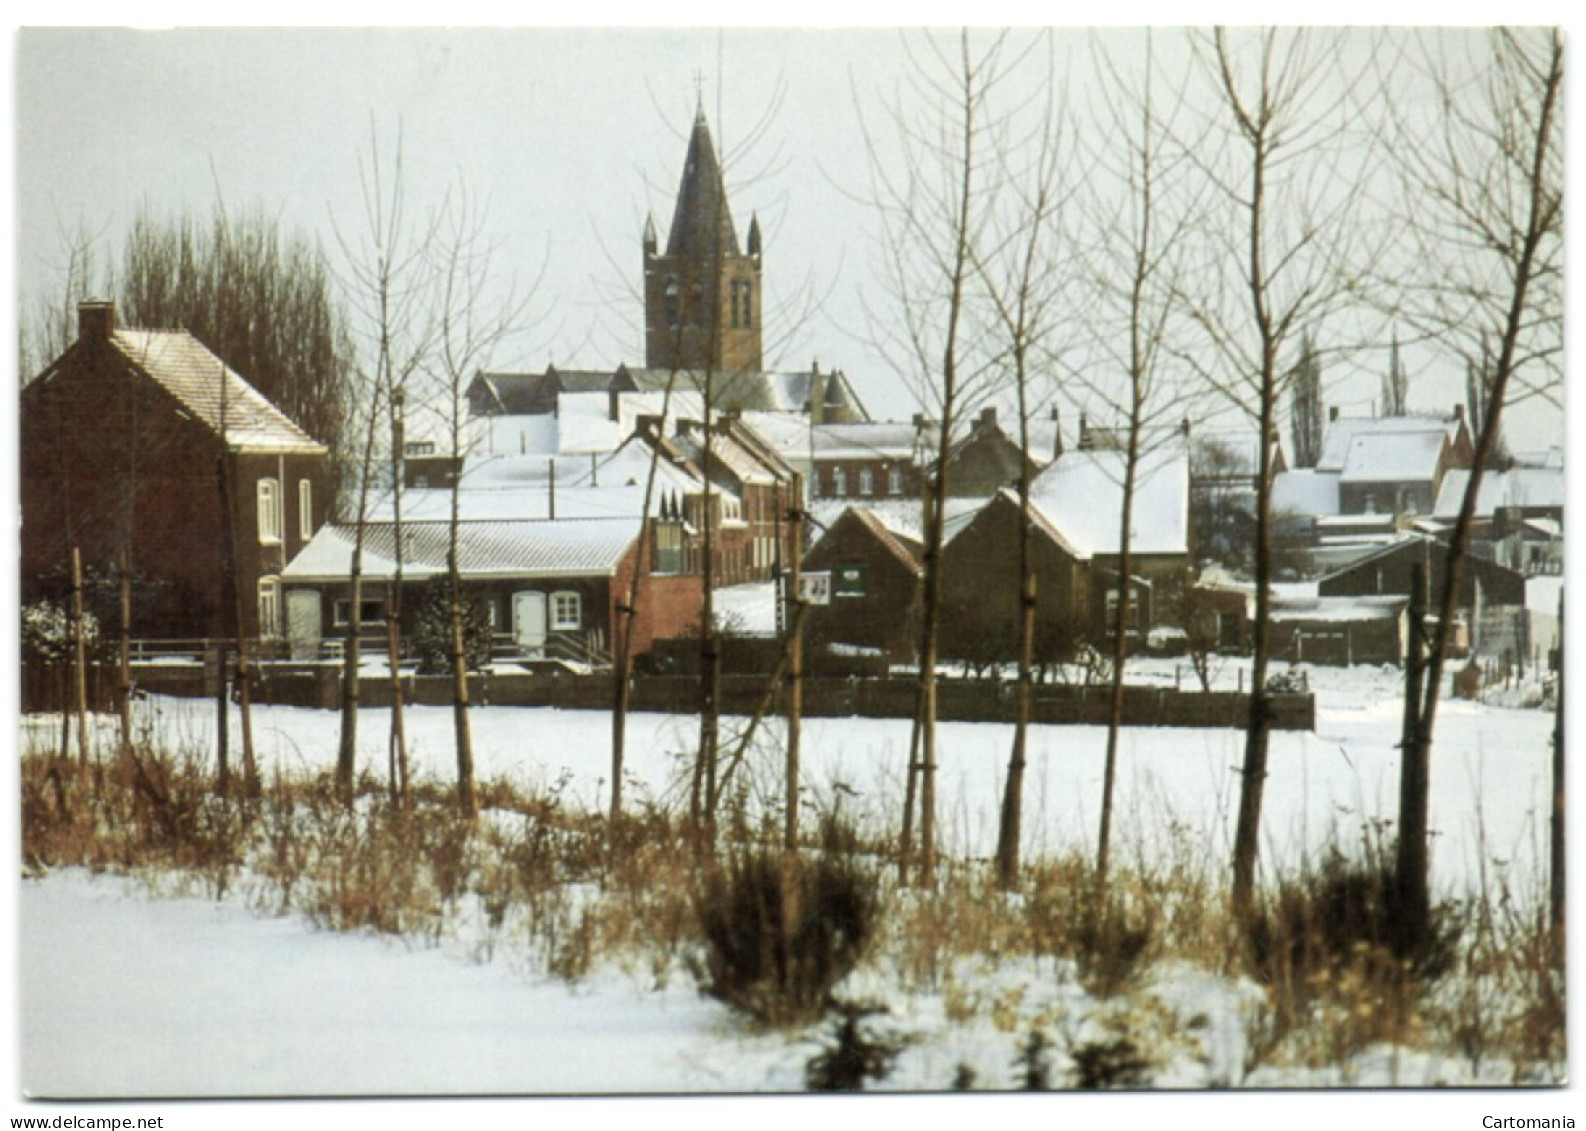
[21,339,332,640]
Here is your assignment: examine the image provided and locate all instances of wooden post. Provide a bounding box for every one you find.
[786,493,804,855]
[70,547,91,767]
[1396,562,1429,944]
[118,548,133,766]
[1551,589,1564,963]
[214,642,231,794]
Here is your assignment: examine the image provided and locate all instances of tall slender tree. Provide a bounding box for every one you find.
[1384,27,1563,946]
[861,29,1008,884]
[1181,27,1379,917]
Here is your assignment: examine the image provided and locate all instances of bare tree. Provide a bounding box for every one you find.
[1077,28,1203,904]
[1381,327,1407,417]
[861,29,1008,884]
[1289,332,1324,467]
[969,32,1071,889]
[426,183,534,818]
[333,121,441,808]
[1384,27,1563,948]
[1181,27,1380,917]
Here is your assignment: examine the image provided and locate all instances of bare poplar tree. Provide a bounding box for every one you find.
[333,121,441,808]
[1181,27,1380,917]
[427,182,533,818]
[1077,28,1203,904]
[970,32,1071,889]
[1289,332,1324,468]
[1383,27,1563,948]
[861,29,1006,884]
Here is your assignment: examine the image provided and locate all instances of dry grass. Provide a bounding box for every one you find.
[17,735,1566,1083]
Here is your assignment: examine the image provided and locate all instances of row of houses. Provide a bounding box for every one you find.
[21,106,1558,675]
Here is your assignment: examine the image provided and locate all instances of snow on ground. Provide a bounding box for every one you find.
[14,664,1562,1101]
[713,581,780,636]
[23,663,1554,889]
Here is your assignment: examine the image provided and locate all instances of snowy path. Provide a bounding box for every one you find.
[19,872,793,1098]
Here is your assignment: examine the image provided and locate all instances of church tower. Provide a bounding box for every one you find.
[644,107,763,373]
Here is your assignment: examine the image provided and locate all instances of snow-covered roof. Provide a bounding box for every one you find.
[1270,595,1406,623]
[110,329,325,454]
[809,497,980,546]
[283,518,640,583]
[1337,428,1446,485]
[1027,444,1189,558]
[1316,414,1461,474]
[1271,469,1341,518]
[1433,468,1565,519]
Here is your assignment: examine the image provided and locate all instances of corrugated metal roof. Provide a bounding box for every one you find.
[113,329,325,454]
[283,518,640,583]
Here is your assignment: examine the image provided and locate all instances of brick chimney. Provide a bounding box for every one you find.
[78,300,115,342]
[1329,405,1340,422]
[1453,403,1465,423]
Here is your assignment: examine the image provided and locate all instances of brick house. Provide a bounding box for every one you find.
[801,506,924,662]
[21,301,332,641]
[280,517,702,663]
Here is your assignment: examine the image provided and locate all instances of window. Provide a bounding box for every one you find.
[859,468,875,496]
[333,598,387,626]
[257,577,281,638]
[655,521,684,574]
[551,590,582,631]
[832,467,848,497]
[741,281,752,328]
[834,563,866,597]
[722,496,742,522]
[404,441,436,457]
[1363,492,1378,514]
[257,478,282,544]
[888,467,903,496]
[664,280,680,329]
[298,479,314,541]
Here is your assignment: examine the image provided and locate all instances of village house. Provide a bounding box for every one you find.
[937,441,1192,663]
[280,516,701,664]
[1271,407,1474,574]
[21,301,332,642]
[801,505,924,663]
[1315,534,1527,660]
[1429,457,1564,575]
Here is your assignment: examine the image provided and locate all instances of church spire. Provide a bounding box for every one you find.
[664,109,740,259]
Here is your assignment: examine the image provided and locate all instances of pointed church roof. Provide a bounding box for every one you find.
[665,108,740,259]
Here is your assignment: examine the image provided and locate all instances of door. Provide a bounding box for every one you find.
[513,591,547,656]
[286,589,322,660]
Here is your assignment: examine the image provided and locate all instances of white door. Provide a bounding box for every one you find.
[286,589,322,660]
[513,591,547,656]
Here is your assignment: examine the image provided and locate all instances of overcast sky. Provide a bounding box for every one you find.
[11,21,1571,450]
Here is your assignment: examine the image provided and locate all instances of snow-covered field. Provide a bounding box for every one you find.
[12,663,1568,1111]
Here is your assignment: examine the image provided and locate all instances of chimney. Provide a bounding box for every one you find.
[1052,406,1064,460]
[1453,403,1465,423]
[808,361,825,426]
[1181,416,1192,438]
[1078,412,1091,451]
[636,414,663,439]
[1329,405,1340,422]
[977,406,997,434]
[608,388,622,423]
[78,300,115,342]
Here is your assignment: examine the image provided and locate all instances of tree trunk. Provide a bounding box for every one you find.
[1230,361,1276,920]
[1550,590,1564,965]
[785,498,805,854]
[1395,561,1428,939]
[70,546,91,768]
[117,548,134,767]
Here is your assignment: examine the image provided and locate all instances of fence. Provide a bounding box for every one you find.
[59,662,1315,731]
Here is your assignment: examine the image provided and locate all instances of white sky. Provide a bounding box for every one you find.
[9,13,1575,451]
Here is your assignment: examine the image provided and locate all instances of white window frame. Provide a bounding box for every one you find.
[888,466,903,495]
[258,576,281,638]
[859,468,875,496]
[550,590,582,632]
[257,477,282,544]
[832,467,848,497]
[298,479,314,541]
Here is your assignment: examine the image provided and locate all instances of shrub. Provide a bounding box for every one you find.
[1069,1036,1151,1090]
[804,1000,905,1091]
[693,848,882,1026]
